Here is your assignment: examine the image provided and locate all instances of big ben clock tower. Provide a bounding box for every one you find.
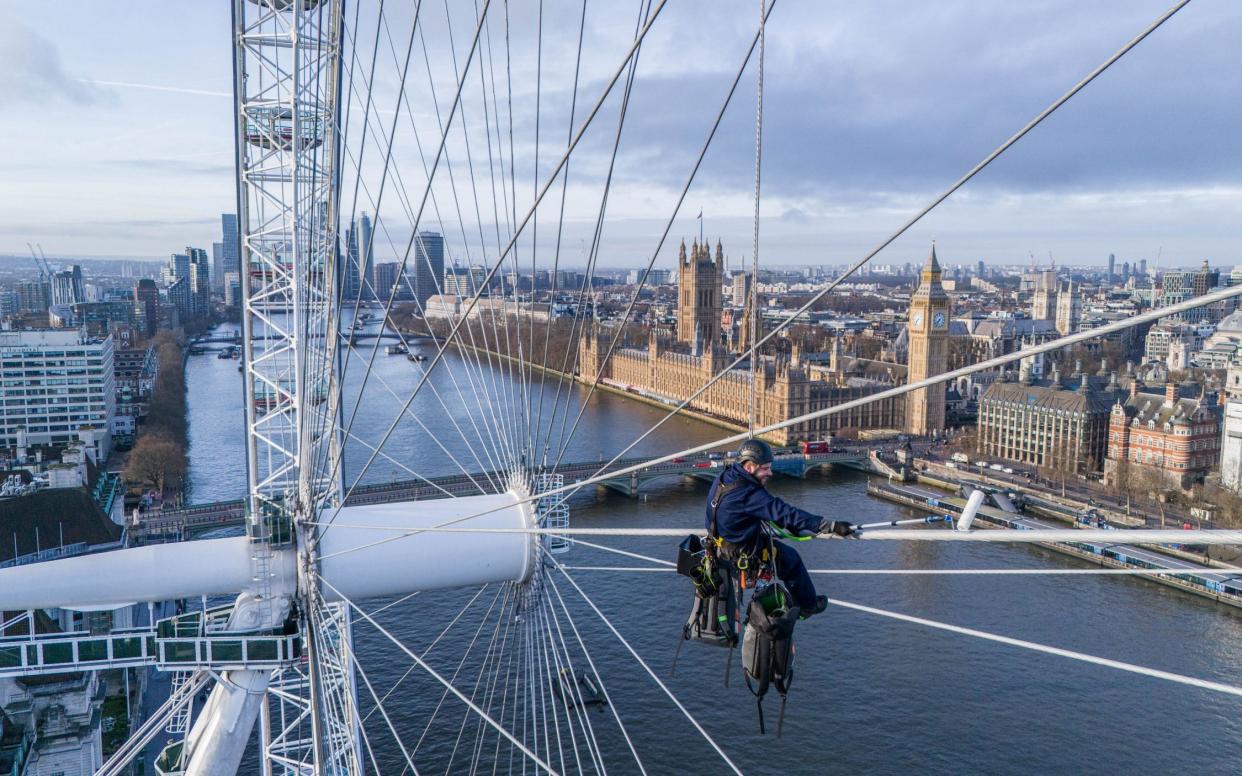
[906,244,950,435]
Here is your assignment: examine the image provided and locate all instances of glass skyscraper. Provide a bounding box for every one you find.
[413,231,445,310]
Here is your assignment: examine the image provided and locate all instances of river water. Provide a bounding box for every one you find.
[185,324,1242,774]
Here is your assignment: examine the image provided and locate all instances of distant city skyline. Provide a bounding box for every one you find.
[1,3,1239,267]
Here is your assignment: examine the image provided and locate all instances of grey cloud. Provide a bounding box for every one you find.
[0,17,111,106]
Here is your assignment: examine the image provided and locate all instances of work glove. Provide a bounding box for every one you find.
[818,519,855,537]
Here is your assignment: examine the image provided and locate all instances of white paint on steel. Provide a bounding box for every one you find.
[0,537,296,611]
[318,491,535,602]
[183,668,272,776]
[957,489,985,531]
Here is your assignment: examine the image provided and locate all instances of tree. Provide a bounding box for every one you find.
[124,435,187,495]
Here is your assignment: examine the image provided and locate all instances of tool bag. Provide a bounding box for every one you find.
[677,534,738,647]
[742,580,799,735]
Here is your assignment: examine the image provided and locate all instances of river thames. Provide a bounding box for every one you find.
[185,327,1242,774]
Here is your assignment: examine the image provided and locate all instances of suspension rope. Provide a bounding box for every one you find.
[561,566,1242,577]
[545,0,653,471]
[830,598,1242,698]
[572,0,1195,494]
[544,572,646,774]
[545,549,743,775]
[310,523,1242,545]
[321,0,503,523]
[551,0,775,470]
[749,0,765,437]
[318,573,560,774]
[323,0,673,519]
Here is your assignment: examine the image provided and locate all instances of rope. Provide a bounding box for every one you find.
[546,549,745,775]
[562,566,1242,576]
[544,572,646,774]
[567,0,1194,497]
[830,598,1242,698]
[318,574,560,774]
[311,522,1242,545]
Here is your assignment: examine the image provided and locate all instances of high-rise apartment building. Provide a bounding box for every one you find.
[1161,261,1218,324]
[134,278,160,337]
[166,277,191,322]
[219,213,240,293]
[413,231,445,310]
[17,281,49,313]
[50,266,84,307]
[187,247,211,318]
[0,330,116,448]
[731,272,752,305]
[343,212,376,301]
[1107,253,1116,281]
[212,242,225,294]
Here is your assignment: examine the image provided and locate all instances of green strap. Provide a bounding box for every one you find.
[766,522,814,542]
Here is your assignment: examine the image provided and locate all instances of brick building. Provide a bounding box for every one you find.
[1104,382,1223,489]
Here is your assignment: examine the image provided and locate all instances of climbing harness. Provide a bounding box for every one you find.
[673,469,804,734]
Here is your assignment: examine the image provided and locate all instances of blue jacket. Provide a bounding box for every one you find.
[705,463,824,548]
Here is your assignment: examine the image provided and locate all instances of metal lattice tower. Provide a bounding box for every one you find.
[233,0,358,772]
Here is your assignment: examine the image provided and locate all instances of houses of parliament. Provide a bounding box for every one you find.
[579,240,948,444]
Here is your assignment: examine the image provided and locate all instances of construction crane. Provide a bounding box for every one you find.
[26,243,53,281]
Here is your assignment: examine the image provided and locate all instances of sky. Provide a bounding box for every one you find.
[0,1,1239,271]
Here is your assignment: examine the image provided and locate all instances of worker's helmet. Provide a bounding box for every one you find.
[737,438,773,466]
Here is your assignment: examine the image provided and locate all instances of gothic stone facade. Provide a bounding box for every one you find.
[676,239,722,348]
[579,331,903,445]
[906,245,950,435]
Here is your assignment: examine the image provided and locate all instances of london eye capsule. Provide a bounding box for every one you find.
[244,107,324,150]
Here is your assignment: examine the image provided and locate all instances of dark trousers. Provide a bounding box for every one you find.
[773,540,817,611]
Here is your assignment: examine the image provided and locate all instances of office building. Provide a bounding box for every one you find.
[444,266,487,298]
[413,231,445,310]
[0,330,116,449]
[977,365,1118,474]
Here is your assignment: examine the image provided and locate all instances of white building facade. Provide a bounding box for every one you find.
[0,330,116,449]
[1222,398,1242,492]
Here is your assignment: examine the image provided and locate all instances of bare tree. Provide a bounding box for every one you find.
[124,436,187,495]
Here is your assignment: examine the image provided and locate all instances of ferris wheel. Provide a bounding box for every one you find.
[3,1,1242,774]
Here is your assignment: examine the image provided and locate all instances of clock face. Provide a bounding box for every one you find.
[911,312,923,328]
[933,312,946,328]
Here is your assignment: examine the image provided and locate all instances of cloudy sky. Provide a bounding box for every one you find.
[0,1,1238,271]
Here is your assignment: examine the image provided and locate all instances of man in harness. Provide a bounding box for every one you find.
[706,439,854,618]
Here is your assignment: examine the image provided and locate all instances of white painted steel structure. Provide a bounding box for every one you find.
[1,1,1236,774]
